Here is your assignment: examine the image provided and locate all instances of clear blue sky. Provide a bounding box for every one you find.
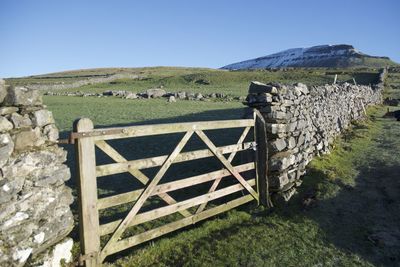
[0,0,399,77]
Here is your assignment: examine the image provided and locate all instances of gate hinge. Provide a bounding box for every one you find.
[78,252,99,266]
[57,132,79,145]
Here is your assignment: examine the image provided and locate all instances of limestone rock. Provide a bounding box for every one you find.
[266,123,287,134]
[186,92,196,100]
[269,154,290,171]
[34,238,73,267]
[271,138,287,152]
[269,172,289,190]
[249,81,278,94]
[0,94,72,266]
[0,133,14,167]
[34,165,70,187]
[12,127,44,151]
[31,110,55,127]
[195,93,203,100]
[0,79,6,104]
[43,124,59,142]
[288,137,296,149]
[0,107,18,116]
[125,92,138,99]
[176,92,186,99]
[167,95,176,103]
[12,247,33,265]
[146,88,166,98]
[10,112,32,128]
[294,83,309,95]
[0,117,13,132]
[4,86,42,106]
[246,78,384,202]
[266,111,287,120]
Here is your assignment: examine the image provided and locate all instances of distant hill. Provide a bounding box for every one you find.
[221,44,399,70]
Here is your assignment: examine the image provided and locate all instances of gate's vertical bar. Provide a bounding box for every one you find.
[74,118,101,266]
[253,110,271,207]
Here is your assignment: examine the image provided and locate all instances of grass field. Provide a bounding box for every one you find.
[37,67,400,266]
[384,72,400,99]
[101,106,399,267]
[44,96,245,132]
[9,67,382,97]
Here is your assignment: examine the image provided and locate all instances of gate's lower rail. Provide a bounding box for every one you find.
[74,112,268,266]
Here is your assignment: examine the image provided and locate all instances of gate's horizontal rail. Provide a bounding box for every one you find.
[97,162,255,210]
[73,119,254,141]
[102,194,254,257]
[100,179,255,236]
[96,142,255,177]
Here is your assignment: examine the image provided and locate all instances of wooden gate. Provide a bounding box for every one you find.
[73,111,269,266]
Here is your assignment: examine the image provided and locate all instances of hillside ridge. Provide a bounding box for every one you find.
[222,44,398,69]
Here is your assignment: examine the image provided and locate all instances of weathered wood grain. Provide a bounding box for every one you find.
[96,142,254,177]
[100,131,193,262]
[74,118,100,267]
[103,195,254,256]
[97,162,255,210]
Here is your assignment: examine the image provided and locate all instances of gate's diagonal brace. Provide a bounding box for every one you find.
[95,140,192,218]
[195,130,259,201]
[196,126,251,214]
[100,131,194,262]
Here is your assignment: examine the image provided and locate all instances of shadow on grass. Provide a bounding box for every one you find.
[61,107,255,241]
[269,120,400,266]
[64,107,400,266]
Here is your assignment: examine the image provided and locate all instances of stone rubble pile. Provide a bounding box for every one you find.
[245,70,385,203]
[0,80,73,266]
[44,88,246,102]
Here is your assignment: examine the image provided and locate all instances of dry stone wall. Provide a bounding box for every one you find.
[25,73,143,91]
[245,70,385,203]
[0,80,74,266]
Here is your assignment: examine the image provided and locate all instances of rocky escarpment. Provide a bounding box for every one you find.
[245,69,385,202]
[0,80,73,266]
[222,44,397,69]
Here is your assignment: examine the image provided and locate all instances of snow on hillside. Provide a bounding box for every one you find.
[221,44,363,69]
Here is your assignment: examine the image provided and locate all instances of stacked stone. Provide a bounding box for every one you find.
[0,80,73,266]
[374,68,387,94]
[26,73,142,91]
[246,79,383,203]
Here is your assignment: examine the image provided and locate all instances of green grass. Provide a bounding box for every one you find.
[360,57,399,68]
[47,93,399,266]
[44,95,244,132]
[9,67,382,97]
[384,72,400,99]
[39,67,400,266]
[98,105,400,267]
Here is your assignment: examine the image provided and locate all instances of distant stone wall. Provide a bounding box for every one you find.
[25,73,142,91]
[0,80,73,266]
[245,69,385,203]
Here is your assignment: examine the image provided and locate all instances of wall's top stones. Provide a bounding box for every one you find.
[244,71,385,204]
[249,81,279,94]
[0,79,7,104]
[2,85,43,107]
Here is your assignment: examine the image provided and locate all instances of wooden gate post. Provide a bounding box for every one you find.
[253,110,272,208]
[74,118,101,266]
